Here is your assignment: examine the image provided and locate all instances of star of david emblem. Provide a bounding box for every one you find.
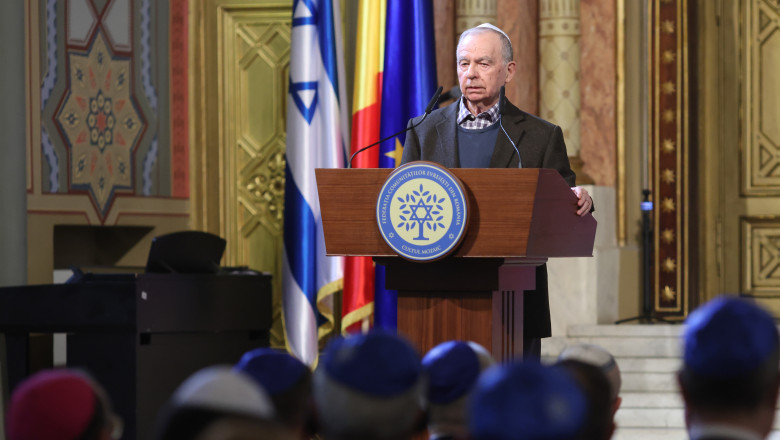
[389,232,394,238]
[395,184,447,241]
[408,197,435,225]
[449,233,454,239]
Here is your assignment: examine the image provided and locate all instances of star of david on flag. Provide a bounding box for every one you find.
[283,0,348,366]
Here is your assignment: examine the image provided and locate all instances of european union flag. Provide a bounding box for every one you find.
[376,0,438,329]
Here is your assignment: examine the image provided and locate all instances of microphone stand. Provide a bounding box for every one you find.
[348,86,443,168]
[498,86,521,168]
[615,189,672,324]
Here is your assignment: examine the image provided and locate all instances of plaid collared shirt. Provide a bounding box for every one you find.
[457,98,500,130]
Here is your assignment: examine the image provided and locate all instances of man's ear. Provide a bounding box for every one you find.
[612,396,623,417]
[504,60,517,84]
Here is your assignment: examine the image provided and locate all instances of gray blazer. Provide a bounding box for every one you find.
[399,98,577,339]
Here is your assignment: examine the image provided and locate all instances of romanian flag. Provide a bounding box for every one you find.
[374,0,438,329]
[342,0,386,333]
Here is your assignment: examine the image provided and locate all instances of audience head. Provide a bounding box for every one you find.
[555,359,615,440]
[679,296,780,437]
[470,361,587,440]
[559,343,622,413]
[6,369,121,440]
[234,347,313,435]
[154,365,278,440]
[313,331,425,440]
[422,341,494,439]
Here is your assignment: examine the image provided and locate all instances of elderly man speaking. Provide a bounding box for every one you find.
[400,24,593,357]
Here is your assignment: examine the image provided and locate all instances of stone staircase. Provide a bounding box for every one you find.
[541,324,780,440]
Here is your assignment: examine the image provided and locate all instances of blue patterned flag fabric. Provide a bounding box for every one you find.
[375,0,438,329]
[283,0,348,366]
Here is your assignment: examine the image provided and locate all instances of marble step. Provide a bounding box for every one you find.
[612,428,687,440]
[617,357,681,373]
[541,356,681,375]
[567,324,682,338]
[543,335,682,358]
[615,408,684,429]
[616,408,780,430]
[621,372,678,392]
[620,392,683,409]
[615,429,780,440]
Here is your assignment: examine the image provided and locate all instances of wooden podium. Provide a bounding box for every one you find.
[316,167,596,361]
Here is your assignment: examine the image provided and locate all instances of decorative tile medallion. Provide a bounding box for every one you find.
[55,30,146,215]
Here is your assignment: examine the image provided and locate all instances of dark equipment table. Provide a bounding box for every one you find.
[0,272,272,440]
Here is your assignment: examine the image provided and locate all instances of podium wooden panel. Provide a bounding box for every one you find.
[316,167,596,360]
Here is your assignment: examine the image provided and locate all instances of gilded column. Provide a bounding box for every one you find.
[455,0,497,34]
[539,0,591,183]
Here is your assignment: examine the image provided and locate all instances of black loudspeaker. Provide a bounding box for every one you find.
[145,231,226,274]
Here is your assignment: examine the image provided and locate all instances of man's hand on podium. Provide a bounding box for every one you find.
[572,186,593,216]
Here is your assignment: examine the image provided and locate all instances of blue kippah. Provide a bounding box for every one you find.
[422,341,481,404]
[234,348,309,396]
[683,296,779,378]
[470,362,587,440]
[322,331,421,397]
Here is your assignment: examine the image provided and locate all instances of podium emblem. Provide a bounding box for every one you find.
[376,162,469,261]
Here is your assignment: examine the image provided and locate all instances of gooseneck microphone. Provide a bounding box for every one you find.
[498,85,522,168]
[348,86,443,168]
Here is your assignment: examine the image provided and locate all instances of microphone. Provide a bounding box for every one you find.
[498,85,522,168]
[439,85,462,103]
[348,86,443,168]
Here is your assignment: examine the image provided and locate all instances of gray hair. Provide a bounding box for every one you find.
[457,23,514,64]
[558,343,622,401]
[313,369,426,440]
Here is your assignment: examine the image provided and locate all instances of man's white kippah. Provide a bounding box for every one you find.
[173,366,275,419]
[476,23,512,45]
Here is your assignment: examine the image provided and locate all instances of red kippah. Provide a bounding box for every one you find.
[6,370,97,440]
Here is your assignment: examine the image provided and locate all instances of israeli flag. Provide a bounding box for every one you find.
[283,0,347,366]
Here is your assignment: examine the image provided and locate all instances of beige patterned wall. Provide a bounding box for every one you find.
[456,0,497,33]
[539,0,587,181]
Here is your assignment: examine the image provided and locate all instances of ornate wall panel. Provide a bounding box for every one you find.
[191,0,292,346]
[650,0,689,317]
[740,1,780,301]
[744,1,780,195]
[743,218,780,295]
[29,0,189,224]
[223,8,289,271]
